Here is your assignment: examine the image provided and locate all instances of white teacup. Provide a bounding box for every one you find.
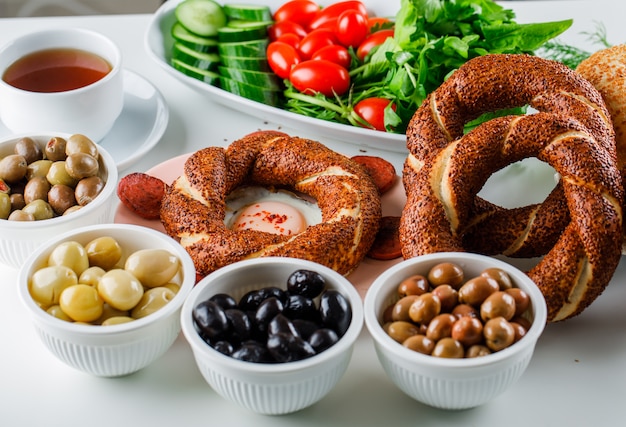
[0,28,123,142]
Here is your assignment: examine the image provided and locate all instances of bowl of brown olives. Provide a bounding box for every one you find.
[363,252,547,410]
[17,223,196,377]
[180,257,364,415]
[0,133,117,268]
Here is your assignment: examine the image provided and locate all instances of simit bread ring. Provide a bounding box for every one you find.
[160,132,382,277]
[400,112,623,321]
[405,54,616,257]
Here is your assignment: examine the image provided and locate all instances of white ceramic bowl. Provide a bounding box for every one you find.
[180,257,364,415]
[0,133,118,268]
[364,252,547,410]
[18,224,196,377]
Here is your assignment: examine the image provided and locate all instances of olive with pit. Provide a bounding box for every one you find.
[84,236,122,270]
[59,284,104,323]
[0,193,10,219]
[45,137,67,161]
[131,287,177,319]
[0,154,28,183]
[124,248,180,288]
[22,199,53,220]
[48,184,77,215]
[26,159,53,181]
[483,317,515,352]
[428,262,464,289]
[66,134,98,157]
[48,240,90,277]
[23,176,50,204]
[7,210,33,221]
[14,137,43,164]
[46,161,78,187]
[65,152,99,179]
[10,193,25,211]
[74,176,104,206]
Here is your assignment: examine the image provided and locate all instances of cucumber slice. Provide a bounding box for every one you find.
[218,39,269,58]
[172,59,221,84]
[223,4,273,22]
[217,25,268,43]
[227,19,273,29]
[175,0,227,37]
[219,77,282,106]
[218,66,283,90]
[220,55,270,72]
[172,42,221,70]
[171,22,219,53]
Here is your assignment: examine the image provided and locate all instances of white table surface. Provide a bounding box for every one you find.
[2,1,626,426]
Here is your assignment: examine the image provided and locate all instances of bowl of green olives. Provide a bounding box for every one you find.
[180,257,364,415]
[0,132,117,268]
[17,223,196,377]
[363,252,547,410]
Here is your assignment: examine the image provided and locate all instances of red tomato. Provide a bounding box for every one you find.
[356,29,394,61]
[311,44,351,69]
[273,0,320,28]
[289,59,350,97]
[277,33,301,48]
[297,28,337,60]
[335,9,369,48]
[367,17,393,32]
[268,21,308,41]
[308,0,368,31]
[353,97,395,131]
[267,41,301,79]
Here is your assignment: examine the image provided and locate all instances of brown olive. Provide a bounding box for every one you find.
[511,315,532,331]
[0,193,11,219]
[74,176,104,206]
[26,159,53,180]
[46,161,78,187]
[431,284,458,312]
[391,295,418,322]
[0,154,28,183]
[427,262,464,289]
[480,291,516,321]
[451,315,483,347]
[480,267,513,290]
[23,176,50,204]
[425,313,456,342]
[510,321,528,343]
[8,210,34,221]
[14,137,43,164]
[22,199,54,220]
[505,288,531,317]
[382,303,395,324]
[483,317,515,352]
[458,276,499,307]
[10,193,25,211]
[387,320,421,343]
[397,274,429,297]
[451,303,480,319]
[65,152,99,179]
[431,337,464,358]
[45,137,67,161]
[465,344,491,358]
[48,184,77,215]
[66,134,98,157]
[63,205,82,215]
[408,293,441,324]
[402,334,435,355]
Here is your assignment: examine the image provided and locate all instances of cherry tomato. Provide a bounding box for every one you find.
[289,59,350,97]
[267,41,301,79]
[268,21,308,41]
[311,44,351,69]
[277,33,301,48]
[367,17,393,32]
[297,28,337,60]
[335,9,369,48]
[353,97,395,131]
[356,29,394,61]
[273,0,320,28]
[308,1,368,31]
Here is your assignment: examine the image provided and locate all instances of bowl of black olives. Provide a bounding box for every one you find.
[180,256,364,415]
[0,132,117,268]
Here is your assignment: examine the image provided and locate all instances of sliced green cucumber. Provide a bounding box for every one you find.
[175,0,227,37]
[222,4,273,22]
[219,77,282,106]
[172,42,221,70]
[220,55,270,72]
[217,25,268,43]
[172,59,221,84]
[171,22,219,53]
[227,19,273,29]
[218,39,269,58]
[218,66,282,90]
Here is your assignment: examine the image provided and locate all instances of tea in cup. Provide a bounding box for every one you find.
[0,28,123,142]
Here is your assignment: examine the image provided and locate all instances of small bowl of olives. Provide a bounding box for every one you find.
[180,257,364,415]
[363,252,547,410]
[17,223,196,377]
[0,132,117,268]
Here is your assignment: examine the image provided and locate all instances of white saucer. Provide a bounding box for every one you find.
[0,69,169,172]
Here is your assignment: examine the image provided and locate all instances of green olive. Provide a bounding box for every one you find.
[23,176,51,204]
[84,236,122,270]
[44,137,67,162]
[74,176,104,206]
[66,134,98,157]
[47,241,90,277]
[26,159,53,181]
[0,154,28,183]
[22,199,54,220]
[0,192,10,219]
[48,184,77,215]
[7,209,34,221]
[95,303,130,324]
[14,137,43,164]
[97,269,144,311]
[131,286,176,319]
[46,304,73,322]
[46,161,78,187]
[124,249,180,288]
[29,265,78,307]
[65,152,99,179]
[59,284,104,323]
[78,266,106,287]
[101,316,134,326]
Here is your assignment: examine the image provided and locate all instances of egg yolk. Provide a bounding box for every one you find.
[232,201,307,235]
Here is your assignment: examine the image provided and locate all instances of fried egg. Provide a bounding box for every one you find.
[224,186,322,236]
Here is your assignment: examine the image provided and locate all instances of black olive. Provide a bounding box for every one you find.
[239,289,266,312]
[268,313,301,338]
[287,269,326,298]
[291,319,320,341]
[225,308,252,344]
[267,332,316,363]
[308,328,339,353]
[192,300,229,340]
[232,341,271,363]
[319,290,352,337]
[257,286,288,303]
[254,297,284,334]
[212,340,234,356]
[283,294,318,322]
[209,293,238,310]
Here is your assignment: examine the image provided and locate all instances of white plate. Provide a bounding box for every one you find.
[144,0,407,153]
[0,69,169,172]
